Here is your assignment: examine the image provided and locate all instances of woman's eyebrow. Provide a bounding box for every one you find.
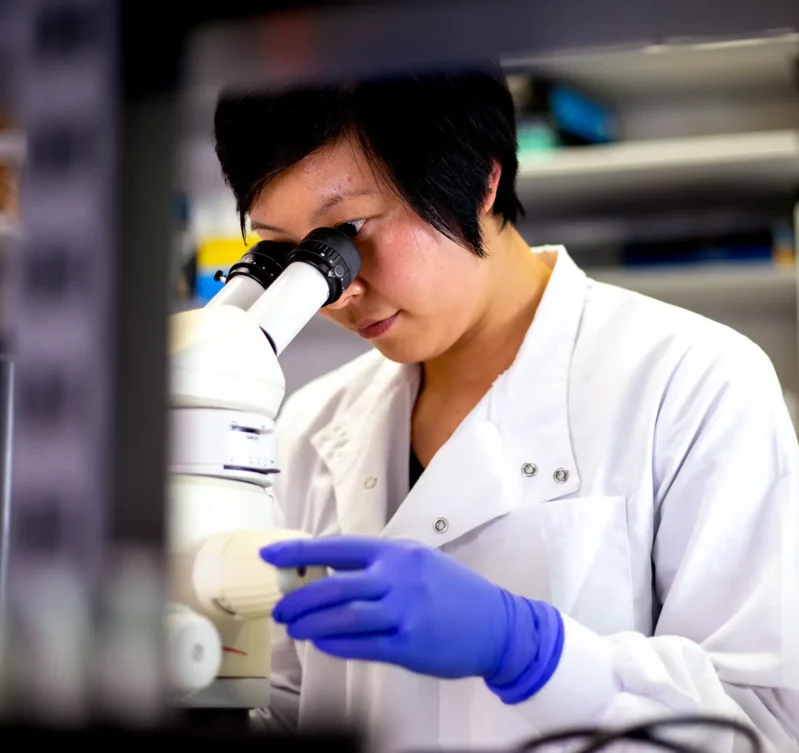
[311,188,378,222]
[250,188,379,232]
[250,220,286,233]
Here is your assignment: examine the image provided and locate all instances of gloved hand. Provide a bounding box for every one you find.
[260,536,564,703]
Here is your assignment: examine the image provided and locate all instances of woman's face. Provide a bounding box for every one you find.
[248,138,493,363]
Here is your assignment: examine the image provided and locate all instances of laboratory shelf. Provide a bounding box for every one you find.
[589,262,797,309]
[504,33,799,100]
[517,130,799,215]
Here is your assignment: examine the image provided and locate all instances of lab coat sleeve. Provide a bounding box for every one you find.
[509,336,799,749]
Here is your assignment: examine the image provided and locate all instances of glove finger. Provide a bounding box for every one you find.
[313,633,398,663]
[261,536,380,570]
[287,601,397,641]
[273,570,389,623]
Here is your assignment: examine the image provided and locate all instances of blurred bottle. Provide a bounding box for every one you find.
[772,221,795,268]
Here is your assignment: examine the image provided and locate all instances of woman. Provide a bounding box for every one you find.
[213,68,799,751]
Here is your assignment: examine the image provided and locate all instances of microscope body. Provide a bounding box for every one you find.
[166,229,361,708]
[168,305,313,707]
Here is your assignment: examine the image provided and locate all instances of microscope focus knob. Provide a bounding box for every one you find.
[192,529,327,620]
[167,604,222,696]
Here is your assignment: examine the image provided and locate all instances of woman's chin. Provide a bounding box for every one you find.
[372,337,429,363]
[371,335,441,365]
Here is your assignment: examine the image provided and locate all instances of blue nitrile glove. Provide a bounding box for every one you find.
[260,536,564,703]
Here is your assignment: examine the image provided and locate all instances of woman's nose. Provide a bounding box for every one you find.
[326,277,365,310]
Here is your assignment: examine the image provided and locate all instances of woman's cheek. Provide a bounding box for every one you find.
[363,233,421,297]
[368,212,471,312]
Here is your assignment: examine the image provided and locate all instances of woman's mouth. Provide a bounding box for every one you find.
[357,313,399,339]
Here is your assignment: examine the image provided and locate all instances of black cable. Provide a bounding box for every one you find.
[514,726,598,750]
[517,727,692,753]
[515,714,763,753]
[578,728,703,753]
[629,716,762,753]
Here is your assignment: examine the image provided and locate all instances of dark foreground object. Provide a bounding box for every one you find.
[0,723,362,752]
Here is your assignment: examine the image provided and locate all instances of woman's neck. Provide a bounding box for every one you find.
[421,224,552,396]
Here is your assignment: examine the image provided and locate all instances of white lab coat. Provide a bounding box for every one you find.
[265,247,799,752]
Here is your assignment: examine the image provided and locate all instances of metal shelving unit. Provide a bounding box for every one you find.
[504,33,799,99]
[518,130,799,213]
[507,34,799,393]
[591,262,796,307]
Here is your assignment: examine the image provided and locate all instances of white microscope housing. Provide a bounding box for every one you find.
[166,229,361,708]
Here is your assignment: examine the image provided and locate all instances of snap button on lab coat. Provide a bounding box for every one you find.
[554,468,569,483]
[521,462,538,477]
[364,476,377,489]
[433,517,449,533]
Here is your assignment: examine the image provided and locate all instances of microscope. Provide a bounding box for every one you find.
[166,228,361,711]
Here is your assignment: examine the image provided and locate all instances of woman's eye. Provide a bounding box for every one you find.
[336,219,366,238]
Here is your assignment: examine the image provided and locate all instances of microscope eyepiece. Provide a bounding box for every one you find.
[225,240,295,290]
[242,228,362,355]
[285,227,362,306]
[216,228,360,307]
[211,228,362,353]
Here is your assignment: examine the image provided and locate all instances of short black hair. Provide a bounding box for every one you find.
[213,66,523,257]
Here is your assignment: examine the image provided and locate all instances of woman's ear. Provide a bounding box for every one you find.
[481,160,502,215]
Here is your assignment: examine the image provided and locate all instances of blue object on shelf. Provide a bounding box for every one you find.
[548,84,616,145]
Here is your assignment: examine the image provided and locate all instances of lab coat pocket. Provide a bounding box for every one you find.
[539,495,633,635]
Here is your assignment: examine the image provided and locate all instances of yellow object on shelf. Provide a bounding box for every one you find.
[197,235,261,269]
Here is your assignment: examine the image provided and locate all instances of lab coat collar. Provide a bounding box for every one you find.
[486,246,586,504]
[311,357,417,537]
[311,246,588,546]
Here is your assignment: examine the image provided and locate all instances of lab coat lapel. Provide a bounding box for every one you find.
[490,246,587,506]
[381,418,518,548]
[310,358,418,537]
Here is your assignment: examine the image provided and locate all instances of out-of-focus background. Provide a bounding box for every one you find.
[1,6,798,404]
[173,29,799,415]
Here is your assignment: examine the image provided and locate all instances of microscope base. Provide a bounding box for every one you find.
[174,677,270,709]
